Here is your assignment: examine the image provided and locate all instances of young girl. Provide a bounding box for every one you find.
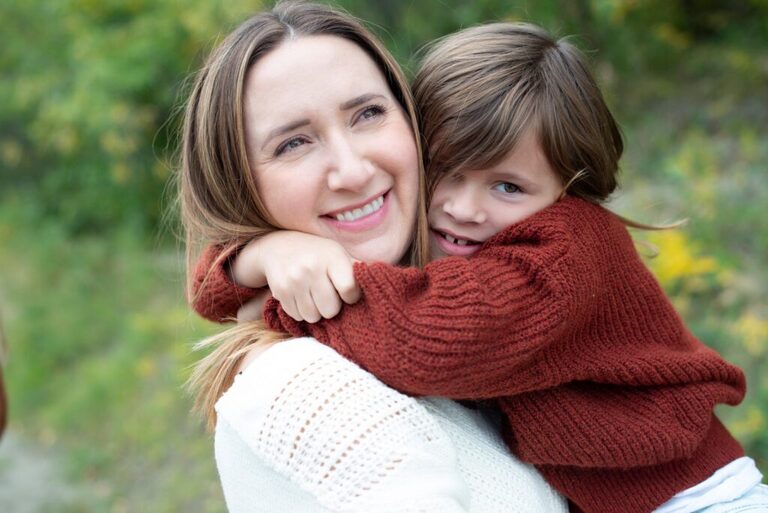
[192,23,766,513]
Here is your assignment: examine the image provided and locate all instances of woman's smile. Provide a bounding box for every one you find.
[243,35,419,265]
[323,191,390,232]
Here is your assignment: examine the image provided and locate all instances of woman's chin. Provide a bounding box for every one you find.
[344,234,410,265]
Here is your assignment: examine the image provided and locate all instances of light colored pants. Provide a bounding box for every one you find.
[698,484,768,512]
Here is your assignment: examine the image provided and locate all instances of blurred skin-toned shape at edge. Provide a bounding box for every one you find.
[0,368,6,437]
[0,316,7,438]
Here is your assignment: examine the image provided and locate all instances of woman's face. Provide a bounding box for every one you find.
[243,35,419,265]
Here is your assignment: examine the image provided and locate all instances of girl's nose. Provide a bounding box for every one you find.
[442,186,486,224]
[326,136,375,192]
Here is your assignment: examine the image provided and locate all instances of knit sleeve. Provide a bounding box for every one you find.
[264,200,595,399]
[190,244,262,323]
[215,337,470,513]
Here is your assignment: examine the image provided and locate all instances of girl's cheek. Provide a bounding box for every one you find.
[427,186,448,219]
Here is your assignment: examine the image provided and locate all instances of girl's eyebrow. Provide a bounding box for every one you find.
[489,170,532,183]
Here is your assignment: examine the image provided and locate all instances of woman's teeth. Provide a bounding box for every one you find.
[334,195,384,222]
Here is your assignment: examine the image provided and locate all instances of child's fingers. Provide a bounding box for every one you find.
[294,287,322,323]
[278,295,303,323]
[312,277,343,320]
[236,293,268,322]
[328,261,361,305]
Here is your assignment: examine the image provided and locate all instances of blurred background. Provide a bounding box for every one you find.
[0,0,766,511]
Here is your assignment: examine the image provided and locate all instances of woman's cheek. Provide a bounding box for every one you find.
[257,160,322,232]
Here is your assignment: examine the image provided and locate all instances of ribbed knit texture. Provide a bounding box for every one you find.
[192,245,261,322]
[194,197,747,512]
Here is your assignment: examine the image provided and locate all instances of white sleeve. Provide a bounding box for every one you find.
[215,337,470,513]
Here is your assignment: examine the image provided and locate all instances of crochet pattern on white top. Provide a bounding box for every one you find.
[215,338,469,512]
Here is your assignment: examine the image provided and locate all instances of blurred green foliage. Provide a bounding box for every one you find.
[1,0,766,511]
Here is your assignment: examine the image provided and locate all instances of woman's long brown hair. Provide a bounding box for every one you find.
[179,1,429,430]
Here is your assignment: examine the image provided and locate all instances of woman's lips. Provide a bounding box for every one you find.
[323,191,390,233]
[431,229,482,257]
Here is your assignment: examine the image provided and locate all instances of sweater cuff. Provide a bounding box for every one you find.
[192,244,263,323]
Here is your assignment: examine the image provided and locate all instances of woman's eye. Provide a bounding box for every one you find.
[355,104,385,124]
[275,136,308,156]
[493,182,521,194]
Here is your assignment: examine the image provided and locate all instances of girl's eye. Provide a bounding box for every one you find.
[493,182,522,194]
[355,104,386,124]
[275,136,309,156]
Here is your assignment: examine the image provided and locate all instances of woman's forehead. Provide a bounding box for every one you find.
[243,35,391,139]
[246,35,387,102]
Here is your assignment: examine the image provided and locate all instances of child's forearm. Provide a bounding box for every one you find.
[191,232,358,323]
[264,231,584,399]
[229,239,268,289]
[190,244,262,323]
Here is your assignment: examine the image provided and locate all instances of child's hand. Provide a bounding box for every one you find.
[232,232,361,323]
[236,289,270,322]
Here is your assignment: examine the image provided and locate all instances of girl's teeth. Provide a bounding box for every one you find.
[443,232,474,246]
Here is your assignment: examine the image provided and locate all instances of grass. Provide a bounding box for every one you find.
[0,199,225,512]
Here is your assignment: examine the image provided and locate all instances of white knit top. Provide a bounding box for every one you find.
[214,337,566,513]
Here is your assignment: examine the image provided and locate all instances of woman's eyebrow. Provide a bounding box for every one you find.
[339,93,386,111]
[260,94,386,150]
[261,118,310,150]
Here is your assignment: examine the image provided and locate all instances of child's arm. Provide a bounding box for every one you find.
[264,210,587,400]
[190,233,361,323]
[190,244,263,323]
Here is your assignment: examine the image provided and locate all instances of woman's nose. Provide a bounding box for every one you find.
[442,187,486,224]
[326,136,375,192]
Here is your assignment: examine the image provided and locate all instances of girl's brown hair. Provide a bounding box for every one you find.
[181,0,429,429]
[413,22,623,203]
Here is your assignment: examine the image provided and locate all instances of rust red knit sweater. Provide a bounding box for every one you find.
[191,197,746,513]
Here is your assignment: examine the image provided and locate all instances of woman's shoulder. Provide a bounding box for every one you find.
[215,336,441,441]
[216,336,344,419]
[214,340,566,513]
[214,338,471,512]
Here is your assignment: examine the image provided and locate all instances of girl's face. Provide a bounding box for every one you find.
[428,129,564,259]
[243,35,419,265]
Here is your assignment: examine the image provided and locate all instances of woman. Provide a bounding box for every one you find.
[181,2,566,511]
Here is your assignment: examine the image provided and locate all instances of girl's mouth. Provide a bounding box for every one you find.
[431,229,482,257]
